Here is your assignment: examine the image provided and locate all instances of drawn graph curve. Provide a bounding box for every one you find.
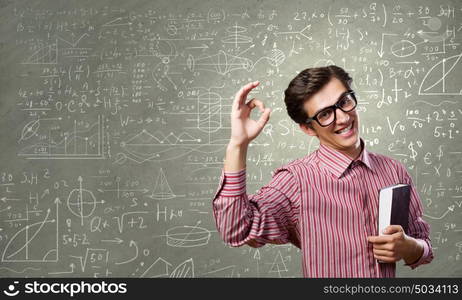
[419,53,462,95]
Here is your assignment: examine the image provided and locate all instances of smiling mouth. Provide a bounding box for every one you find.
[335,121,354,134]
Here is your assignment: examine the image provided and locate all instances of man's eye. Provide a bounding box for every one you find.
[340,97,354,107]
[338,98,348,106]
[318,110,331,119]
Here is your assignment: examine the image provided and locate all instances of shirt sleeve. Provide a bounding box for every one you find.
[212,166,301,248]
[396,162,434,269]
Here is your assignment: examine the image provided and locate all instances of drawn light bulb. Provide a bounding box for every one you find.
[417,17,450,42]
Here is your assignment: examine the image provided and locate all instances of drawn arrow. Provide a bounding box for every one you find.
[1,197,21,202]
[54,197,61,260]
[377,33,398,58]
[423,205,455,220]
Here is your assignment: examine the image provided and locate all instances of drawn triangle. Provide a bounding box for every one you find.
[149,168,176,200]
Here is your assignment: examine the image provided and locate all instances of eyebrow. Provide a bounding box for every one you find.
[312,90,349,116]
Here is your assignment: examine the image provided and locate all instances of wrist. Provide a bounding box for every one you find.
[403,237,424,265]
[224,141,248,172]
[227,140,249,150]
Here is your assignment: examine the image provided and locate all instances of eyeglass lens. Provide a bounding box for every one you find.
[317,93,356,126]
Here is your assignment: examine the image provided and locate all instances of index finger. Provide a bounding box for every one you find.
[233,81,260,109]
[367,235,393,244]
[382,225,403,235]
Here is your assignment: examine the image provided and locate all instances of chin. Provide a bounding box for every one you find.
[336,138,359,149]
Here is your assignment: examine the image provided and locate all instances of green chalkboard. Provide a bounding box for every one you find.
[0,0,461,277]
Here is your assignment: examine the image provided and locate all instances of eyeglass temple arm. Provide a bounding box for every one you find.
[305,117,314,124]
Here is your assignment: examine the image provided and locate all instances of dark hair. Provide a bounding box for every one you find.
[284,65,352,126]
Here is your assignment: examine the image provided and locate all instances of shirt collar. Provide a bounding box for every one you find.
[316,138,375,179]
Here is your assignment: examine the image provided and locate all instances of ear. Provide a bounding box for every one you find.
[299,123,318,137]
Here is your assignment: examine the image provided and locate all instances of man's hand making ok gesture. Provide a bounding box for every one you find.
[229,81,272,147]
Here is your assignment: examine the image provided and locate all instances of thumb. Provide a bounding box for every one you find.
[256,108,271,128]
[383,225,402,235]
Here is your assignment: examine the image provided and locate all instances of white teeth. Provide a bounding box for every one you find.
[336,123,352,134]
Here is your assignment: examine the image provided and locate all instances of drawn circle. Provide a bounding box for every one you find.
[268,49,286,67]
[166,23,177,36]
[67,189,96,219]
[67,178,97,221]
[427,17,442,31]
[20,119,40,141]
[391,40,416,58]
[187,54,195,72]
[226,25,247,34]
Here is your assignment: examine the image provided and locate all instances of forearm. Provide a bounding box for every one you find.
[224,141,248,172]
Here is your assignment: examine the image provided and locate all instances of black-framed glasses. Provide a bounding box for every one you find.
[305,90,357,127]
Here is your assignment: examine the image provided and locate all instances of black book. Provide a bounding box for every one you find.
[378,184,411,235]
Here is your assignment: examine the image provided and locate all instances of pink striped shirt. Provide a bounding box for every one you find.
[212,138,433,277]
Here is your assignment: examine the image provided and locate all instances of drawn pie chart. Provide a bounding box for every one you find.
[166,225,211,248]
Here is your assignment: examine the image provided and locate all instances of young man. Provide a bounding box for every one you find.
[212,65,433,277]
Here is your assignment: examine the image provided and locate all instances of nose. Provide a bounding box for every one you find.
[335,108,350,124]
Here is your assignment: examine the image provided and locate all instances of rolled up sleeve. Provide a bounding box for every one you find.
[212,167,301,248]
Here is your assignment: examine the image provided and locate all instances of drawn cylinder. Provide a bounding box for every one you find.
[197,92,221,133]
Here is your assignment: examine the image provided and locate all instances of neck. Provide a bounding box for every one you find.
[337,138,362,160]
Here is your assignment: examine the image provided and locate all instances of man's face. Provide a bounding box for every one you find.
[300,77,361,158]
